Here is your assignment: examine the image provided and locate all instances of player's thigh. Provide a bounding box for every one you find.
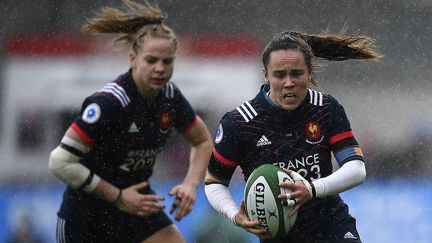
[142,224,185,243]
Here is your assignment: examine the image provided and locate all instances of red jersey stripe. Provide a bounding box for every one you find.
[181,115,199,133]
[71,123,96,147]
[329,131,353,145]
[213,148,238,167]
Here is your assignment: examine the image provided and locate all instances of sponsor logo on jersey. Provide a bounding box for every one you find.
[82,103,101,124]
[256,135,272,146]
[273,153,322,180]
[159,111,171,134]
[215,124,223,144]
[119,148,161,172]
[128,122,139,133]
[305,122,324,144]
[343,231,357,239]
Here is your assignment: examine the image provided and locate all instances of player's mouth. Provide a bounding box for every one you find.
[281,93,297,103]
[150,77,167,85]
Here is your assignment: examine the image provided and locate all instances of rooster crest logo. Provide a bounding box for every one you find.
[159,111,171,133]
[305,122,323,144]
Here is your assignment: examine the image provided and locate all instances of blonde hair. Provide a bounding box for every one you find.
[82,0,177,53]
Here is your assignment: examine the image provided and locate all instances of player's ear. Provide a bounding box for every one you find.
[129,51,137,68]
[262,68,269,83]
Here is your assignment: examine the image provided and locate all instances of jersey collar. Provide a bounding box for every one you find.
[123,69,166,105]
[258,84,309,114]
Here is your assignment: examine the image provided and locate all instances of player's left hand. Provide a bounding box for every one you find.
[168,183,196,221]
[278,169,313,216]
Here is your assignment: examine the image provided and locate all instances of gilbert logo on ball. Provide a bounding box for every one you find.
[244,164,297,239]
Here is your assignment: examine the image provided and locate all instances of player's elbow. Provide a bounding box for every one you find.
[48,146,90,189]
[354,160,366,186]
[49,146,62,175]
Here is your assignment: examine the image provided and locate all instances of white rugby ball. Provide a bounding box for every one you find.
[244,164,297,239]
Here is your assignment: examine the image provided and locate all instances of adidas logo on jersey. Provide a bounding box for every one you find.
[128,122,139,133]
[256,135,271,147]
[343,232,357,240]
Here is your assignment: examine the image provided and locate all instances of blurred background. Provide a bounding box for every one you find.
[1,0,432,242]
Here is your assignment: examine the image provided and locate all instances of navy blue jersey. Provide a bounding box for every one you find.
[208,84,364,239]
[58,70,197,227]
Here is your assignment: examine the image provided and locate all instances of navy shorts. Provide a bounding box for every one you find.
[56,209,172,243]
[261,215,361,243]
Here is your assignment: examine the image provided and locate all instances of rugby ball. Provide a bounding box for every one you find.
[244,164,297,239]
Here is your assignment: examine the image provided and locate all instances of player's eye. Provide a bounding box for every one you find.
[163,58,174,65]
[273,71,286,78]
[290,70,305,78]
[146,56,158,64]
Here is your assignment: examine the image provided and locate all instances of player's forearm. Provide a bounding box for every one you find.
[183,140,213,187]
[312,159,366,197]
[204,182,239,224]
[49,137,121,205]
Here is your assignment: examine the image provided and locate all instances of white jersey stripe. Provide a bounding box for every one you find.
[100,88,127,107]
[313,90,318,105]
[236,107,249,122]
[109,84,131,103]
[56,217,66,243]
[308,89,313,104]
[240,104,254,120]
[169,83,174,98]
[105,83,130,103]
[236,101,258,122]
[318,91,323,106]
[103,86,128,106]
[56,218,60,243]
[164,83,175,99]
[307,88,323,107]
[245,101,258,116]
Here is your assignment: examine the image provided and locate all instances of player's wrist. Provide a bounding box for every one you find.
[113,189,123,207]
[306,180,316,198]
[182,177,200,189]
[229,209,240,226]
[311,180,324,198]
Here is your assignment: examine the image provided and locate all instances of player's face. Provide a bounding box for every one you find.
[130,37,176,95]
[263,49,310,111]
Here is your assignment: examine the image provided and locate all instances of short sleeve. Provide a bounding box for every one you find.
[73,95,124,146]
[207,113,240,185]
[327,96,364,166]
[169,84,196,133]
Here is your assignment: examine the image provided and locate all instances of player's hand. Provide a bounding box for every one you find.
[278,169,313,216]
[168,183,196,221]
[116,181,165,217]
[235,200,272,239]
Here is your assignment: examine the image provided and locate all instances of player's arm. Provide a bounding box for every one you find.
[181,115,213,190]
[49,127,118,203]
[168,115,213,221]
[280,99,366,215]
[205,162,269,238]
[49,127,165,217]
[311,98,366,197]
[204,116,269,238]
[204,115,241,224]
[311,159,365,197]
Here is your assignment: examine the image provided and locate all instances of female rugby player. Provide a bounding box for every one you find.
[205,31,382,242]
[49,1,212,242]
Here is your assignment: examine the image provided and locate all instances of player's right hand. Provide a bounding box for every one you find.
[116,181,165,217]
[235,200,272,239]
